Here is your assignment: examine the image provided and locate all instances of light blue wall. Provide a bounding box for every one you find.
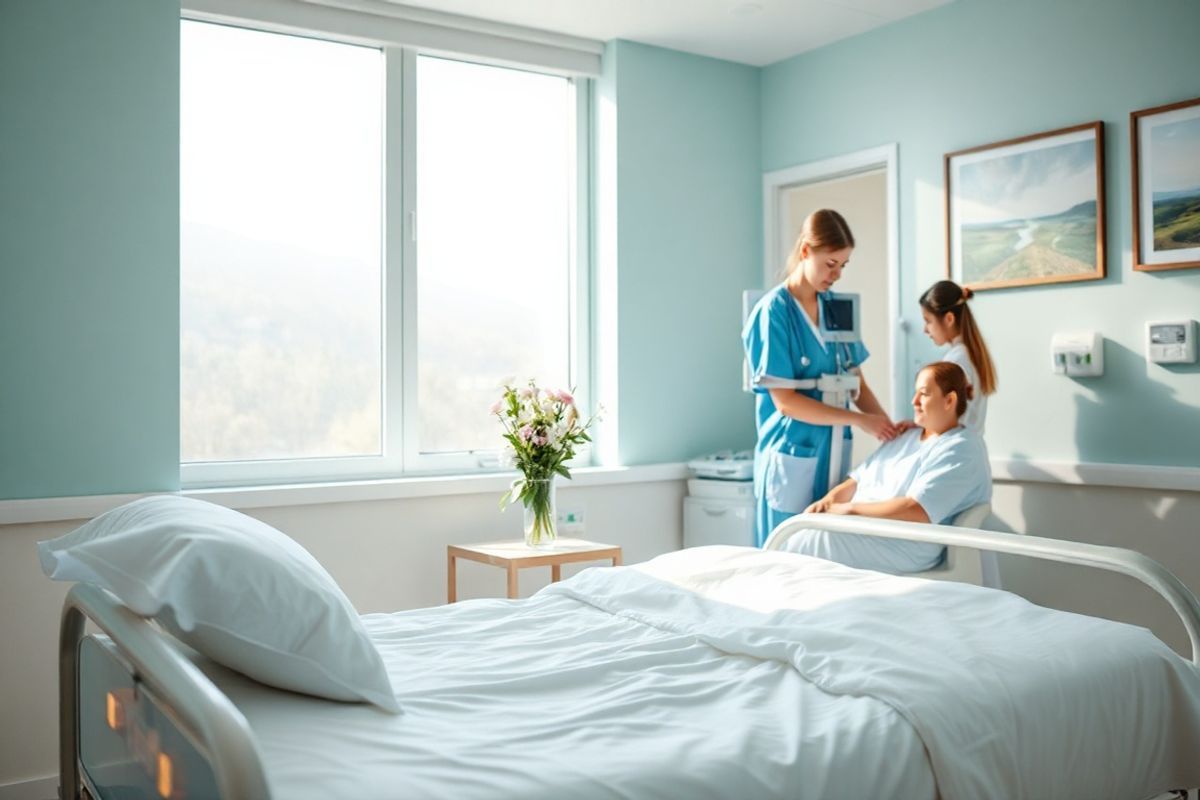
[14,0,1188,497]
[762,0,1200,468]
[0,16,759,501]
[600,40,761,465]
[0,1,180,499]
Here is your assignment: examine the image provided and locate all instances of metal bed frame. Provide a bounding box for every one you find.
[59,516,1200,798]
[59,584,271,799]
[764,514,1200,665]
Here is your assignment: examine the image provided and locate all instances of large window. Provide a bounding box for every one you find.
[180,21,587,486]
[415,56,574,457]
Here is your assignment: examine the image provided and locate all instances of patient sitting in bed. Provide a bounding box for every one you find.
[781,361,991,574]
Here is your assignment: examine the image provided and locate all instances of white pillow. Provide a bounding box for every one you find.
[39,495,400,713]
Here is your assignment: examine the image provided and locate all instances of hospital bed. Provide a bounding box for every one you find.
[59,516,1200,800]
[912,501,995,584]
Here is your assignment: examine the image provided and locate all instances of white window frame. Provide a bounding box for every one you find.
[179,15,591,489]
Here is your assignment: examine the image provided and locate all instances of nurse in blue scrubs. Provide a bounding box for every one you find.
[742,209,898,546]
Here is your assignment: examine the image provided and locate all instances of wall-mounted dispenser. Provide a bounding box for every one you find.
[1146,320,1197,365]
[1050,332,1104,377]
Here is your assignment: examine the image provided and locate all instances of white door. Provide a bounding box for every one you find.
[776,170,892,467]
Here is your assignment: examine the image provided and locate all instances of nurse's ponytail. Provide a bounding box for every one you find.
[783,209,855,279]
[919,280,997,396]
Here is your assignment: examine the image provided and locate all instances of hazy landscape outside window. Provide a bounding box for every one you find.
[180,22,383,462]
[417,56,573,454]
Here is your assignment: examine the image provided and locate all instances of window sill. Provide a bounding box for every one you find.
[0,464,690,526]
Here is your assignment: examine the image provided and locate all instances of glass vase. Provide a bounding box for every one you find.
[522,477,557,548]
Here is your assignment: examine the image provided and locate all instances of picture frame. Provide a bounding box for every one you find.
[1131,96,1200,272]
[944,121,1106,291]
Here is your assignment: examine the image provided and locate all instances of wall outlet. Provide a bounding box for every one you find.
[557,507,585,534]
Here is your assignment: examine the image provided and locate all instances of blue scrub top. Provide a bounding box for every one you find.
[742,285,870,546]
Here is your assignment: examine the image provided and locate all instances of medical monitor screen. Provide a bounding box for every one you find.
[821,295,860,343]
[825,299,855,331]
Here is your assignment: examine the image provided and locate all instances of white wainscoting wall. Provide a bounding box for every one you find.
[989,478,1200,659]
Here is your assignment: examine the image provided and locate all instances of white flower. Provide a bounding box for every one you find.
[500,444,517,468]
[498,375,516,389]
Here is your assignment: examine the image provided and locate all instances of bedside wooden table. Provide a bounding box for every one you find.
[447,538,623,602]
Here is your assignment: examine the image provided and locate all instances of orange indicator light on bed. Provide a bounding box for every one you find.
[105,692,124,731]
[157,752,173,798]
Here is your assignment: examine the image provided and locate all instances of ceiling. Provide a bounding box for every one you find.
[383,0,954,67]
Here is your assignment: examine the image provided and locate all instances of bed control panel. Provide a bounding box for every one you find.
[79,636,219,800]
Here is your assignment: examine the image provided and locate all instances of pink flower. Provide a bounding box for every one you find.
[556,389,574,404]
[518,387,535,400]
[532,433,548,446]
[489,400,503,415]
[519,425,535,441]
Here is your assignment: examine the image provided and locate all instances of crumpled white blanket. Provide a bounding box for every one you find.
[544,546,1200,800]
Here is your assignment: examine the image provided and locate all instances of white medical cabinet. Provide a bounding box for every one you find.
[683,454,756,549]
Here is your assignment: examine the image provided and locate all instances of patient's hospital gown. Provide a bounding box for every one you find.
[783,426,991,573]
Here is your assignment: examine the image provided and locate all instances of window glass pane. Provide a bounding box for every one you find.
[180,21,383,463]
[417,56,573,454]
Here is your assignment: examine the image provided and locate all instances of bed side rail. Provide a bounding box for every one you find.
[763,514,1200,666]
[60,583,271,800]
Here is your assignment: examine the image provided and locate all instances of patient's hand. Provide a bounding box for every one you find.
[826,503,854,515]
[805,497,834,514]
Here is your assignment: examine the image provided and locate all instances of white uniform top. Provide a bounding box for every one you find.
[943,340,987,435]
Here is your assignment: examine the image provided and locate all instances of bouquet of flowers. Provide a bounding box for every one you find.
[493,378,598,546]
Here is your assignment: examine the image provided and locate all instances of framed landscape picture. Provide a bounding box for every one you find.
[945,121,1106,291]
[1132,96,1200,272]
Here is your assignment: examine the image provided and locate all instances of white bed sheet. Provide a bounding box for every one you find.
[199,557,937,798]
[196,545,1200,800]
